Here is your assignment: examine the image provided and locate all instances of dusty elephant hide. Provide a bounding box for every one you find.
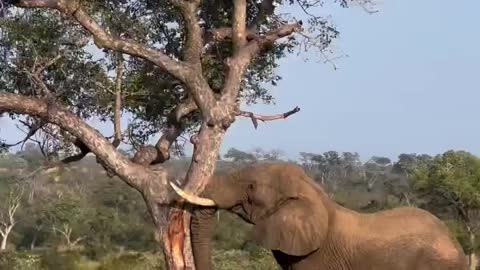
[172,163,469,270]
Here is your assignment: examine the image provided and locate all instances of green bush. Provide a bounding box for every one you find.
[213,249,278,270]
[97,252,165,270]
[39,250,83,270]
[0,251,43,270]
[214,211,251,250]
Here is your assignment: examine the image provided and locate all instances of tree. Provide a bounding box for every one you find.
[299,151,363,192]
[412,150,480,270]
[392,153,433,177]
[43,193,93,251]
[0,184,23,251]
[363,155,392,191]
[223,147,256,163]
[261,148,285,161]
[0,0,375,268]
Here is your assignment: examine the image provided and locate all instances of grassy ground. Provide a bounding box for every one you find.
[0,248,279,270]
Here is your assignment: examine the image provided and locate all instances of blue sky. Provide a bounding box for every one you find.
[1,0,480,161]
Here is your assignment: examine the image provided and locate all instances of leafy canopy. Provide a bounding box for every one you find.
[0,0,353,153]
[413,150,480,209]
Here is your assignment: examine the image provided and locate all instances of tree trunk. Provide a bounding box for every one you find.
[469,253,477,270]
[467,225,477,270]
[161,124,226,270]
[469,233,477,270]
[1,235,7,250]
[30,233,37,250]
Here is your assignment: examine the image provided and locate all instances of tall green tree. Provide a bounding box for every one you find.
[0,0,377,268]
[412,150,480,270]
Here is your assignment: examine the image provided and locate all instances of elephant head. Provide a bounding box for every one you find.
[171,163,333,270]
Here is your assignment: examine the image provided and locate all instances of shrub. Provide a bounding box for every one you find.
[213,249,278,270]
[0,251,43,270]
[214,211,251,250]
[97,252,165,270]
[39,250,83,270]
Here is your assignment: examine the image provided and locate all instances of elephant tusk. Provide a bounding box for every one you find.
[169,182,217,207]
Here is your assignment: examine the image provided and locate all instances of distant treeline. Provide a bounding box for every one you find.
[1,144,480,269]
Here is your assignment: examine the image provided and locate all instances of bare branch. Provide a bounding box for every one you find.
[237,106,300,129]
[3,119,45,148]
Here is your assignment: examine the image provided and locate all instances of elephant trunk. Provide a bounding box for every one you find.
[185,174,243,270]
[191,206,217,270]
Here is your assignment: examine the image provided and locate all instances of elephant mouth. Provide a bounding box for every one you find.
[255,197,297,223]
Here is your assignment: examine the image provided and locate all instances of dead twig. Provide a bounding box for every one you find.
[237,106,300,129]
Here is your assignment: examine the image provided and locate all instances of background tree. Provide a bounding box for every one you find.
[0,184,23,251]
[0,0,376,268]
[223,147,256,163]
[392,153,433,177]
[412,150,480,270]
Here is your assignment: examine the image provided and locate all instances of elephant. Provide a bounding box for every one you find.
[170,163,468,270]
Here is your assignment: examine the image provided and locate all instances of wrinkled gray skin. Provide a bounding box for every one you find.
[186,163,468,270]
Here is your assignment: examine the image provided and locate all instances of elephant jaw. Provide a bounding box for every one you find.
[170,182,217,207]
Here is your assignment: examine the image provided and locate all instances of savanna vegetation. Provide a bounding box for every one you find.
[0,0,378,268]
[0,0,476,269]
[0,145,479,269]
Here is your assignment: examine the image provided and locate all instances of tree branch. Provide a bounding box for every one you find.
[14,0,221,121]
[58,137,90,164]
[112,52,124,148]
[206,27,256,44]
[3,119,45,148]
[237,106,301,129]
[0,92,147,189]
[232,0,248,51]
[204,0,274,46]
[221,22,303,104]
[14,0,192,84]
[131,96,198,166]
[171,0,203,67]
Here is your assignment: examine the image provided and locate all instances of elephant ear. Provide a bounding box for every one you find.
[250,197,328,257]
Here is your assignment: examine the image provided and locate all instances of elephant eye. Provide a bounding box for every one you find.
[247,183,255,190]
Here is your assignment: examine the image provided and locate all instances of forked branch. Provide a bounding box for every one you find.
[131,96,197,166]
[222,22,303,104]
